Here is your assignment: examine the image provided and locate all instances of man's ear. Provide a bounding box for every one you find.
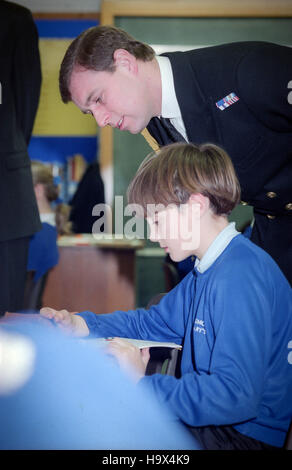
[189,193,210,215]
[113,49,138,74]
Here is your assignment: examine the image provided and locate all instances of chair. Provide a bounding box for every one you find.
[145,292,181,377]
[284,420,292,450]
[22,271,50,311]
[163,261,181,292]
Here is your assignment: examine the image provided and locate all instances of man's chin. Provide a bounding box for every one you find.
[129,125,145,135]
[129,120,151,135]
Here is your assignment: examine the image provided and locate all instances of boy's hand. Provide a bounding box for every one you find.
[40,307,89,337]
[106,337,150,383]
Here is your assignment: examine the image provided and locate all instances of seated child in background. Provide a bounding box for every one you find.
[27,161,71,282]
[40,143,292,450]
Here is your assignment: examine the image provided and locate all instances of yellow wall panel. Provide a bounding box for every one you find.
[33,39,98,136]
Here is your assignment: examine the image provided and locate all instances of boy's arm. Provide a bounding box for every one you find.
[40,272,193,342]
[77,273,193,342]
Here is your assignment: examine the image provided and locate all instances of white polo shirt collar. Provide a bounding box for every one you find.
[195,222,240,273]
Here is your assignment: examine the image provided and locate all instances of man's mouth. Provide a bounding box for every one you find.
[117,117,123,129]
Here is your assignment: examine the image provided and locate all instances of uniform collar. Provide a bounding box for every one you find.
[195,222,240,273]
[156,55,182,119]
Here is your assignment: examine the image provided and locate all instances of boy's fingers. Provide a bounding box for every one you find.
[58,310,71,324]
[40,307,56,318]
[141,347,150,365]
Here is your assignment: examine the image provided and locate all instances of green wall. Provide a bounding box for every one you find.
[116,17,292,46]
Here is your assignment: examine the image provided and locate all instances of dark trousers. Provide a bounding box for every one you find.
[0,236,30,315]
[187,425,281,450]
[251,212,292,286]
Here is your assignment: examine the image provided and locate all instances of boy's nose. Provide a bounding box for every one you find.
[149,225,160,243]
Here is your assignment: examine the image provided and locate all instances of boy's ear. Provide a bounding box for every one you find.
[189,193,210,214]
[34,183,44,199]
[113,49,138,73]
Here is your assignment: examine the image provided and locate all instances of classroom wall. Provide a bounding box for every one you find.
[18,0,101,199]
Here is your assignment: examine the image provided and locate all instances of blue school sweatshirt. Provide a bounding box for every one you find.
[78,235,292,447]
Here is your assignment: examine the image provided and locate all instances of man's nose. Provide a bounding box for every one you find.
[92,107,110,128]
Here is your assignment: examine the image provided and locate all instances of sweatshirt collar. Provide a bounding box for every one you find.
[40,213,56,226]
[195,222,240,273]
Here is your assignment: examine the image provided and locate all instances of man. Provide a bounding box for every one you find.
[59,26,292,284]
[0,1,42,314]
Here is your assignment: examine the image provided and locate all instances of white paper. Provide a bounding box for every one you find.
[82,337,182,350]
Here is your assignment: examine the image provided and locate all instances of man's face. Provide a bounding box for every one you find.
[69,62,154,134]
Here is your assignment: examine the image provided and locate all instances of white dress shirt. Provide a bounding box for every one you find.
[156,55,189,142]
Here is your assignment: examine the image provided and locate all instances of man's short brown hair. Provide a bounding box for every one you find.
[59,25,155,103]
[127,142,241,217]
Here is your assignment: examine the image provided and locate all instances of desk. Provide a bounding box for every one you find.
[42,235,144,314]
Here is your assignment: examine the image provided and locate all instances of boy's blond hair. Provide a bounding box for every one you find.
[127,142,241,216]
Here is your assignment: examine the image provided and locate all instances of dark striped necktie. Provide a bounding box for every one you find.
[156,117,186,143]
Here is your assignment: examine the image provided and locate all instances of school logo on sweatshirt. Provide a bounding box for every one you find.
[216,92,239,111]
[194,318,206,335]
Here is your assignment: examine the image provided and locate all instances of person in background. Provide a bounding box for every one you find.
[70,161,105,234]
[0,0,42,315]
[40,142,292,450]
[58,25,292,285]
[27,161,71,283]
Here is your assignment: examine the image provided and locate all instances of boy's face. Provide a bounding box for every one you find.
[69,63,154,134]
[147,202,201,262]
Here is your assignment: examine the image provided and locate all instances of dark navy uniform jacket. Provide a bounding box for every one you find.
[145,42,292,283]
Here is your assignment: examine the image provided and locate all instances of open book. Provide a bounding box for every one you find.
[83,337,182,350]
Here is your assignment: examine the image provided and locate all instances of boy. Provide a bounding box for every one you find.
[41,143,292,450]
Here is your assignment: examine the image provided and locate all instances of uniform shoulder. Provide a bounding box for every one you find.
[212,235,282,281]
